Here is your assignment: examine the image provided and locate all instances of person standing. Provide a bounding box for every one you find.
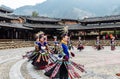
[110,36,116,50]
[77,36,84,51]
[94,36,104,50]
[67,37,74,51]
[52,36,59,54]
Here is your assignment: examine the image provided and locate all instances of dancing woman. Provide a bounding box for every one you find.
[44,33,85,79]
[52,36,59,54]
[110,36,115,50]
[77,37,84,51]
[22,31,44,59]
[94,36,104,50]
[67,37,74,51]
[31,32,50,70]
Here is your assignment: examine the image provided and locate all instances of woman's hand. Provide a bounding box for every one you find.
[71,52,75,57]
[63,55,69,61]
[36,59,40,62]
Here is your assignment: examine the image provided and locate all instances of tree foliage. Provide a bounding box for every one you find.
[32,11,39,17]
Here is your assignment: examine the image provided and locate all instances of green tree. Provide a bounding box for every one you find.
[32,11,39,17]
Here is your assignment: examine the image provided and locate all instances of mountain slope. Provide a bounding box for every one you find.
[14,0,120,19]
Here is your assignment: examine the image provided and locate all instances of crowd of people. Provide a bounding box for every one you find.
[93,35,116,51]
[22,30,118,79]
[23,31,86,79]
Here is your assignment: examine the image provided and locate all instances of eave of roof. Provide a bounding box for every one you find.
[80,15,120,23]
[0,14,19,20]
[68,24,120,30]
[23,23,63,29]
[0,23,32,30]
[0,7,13,13]
[26,17,61,22]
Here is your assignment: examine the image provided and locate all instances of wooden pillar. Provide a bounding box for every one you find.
[9,29,12,39]
[15,31,18,39]
[83,30,86,41]
[26,30,29,40]
[24,30,26,40]
[7,30,10,39]
[19,31,21,39]
[28,31,30,40]
[0,28,3,39]
[3,29,6,39]
[26,30,27,40]
[1,28,4,38]
[26,30,28,40]
[25,30,28,40]
[0,28,1,39]
[11,29,14,39]
[114,28,116,36]
[18,31,20,39]
[22,31,24,39]
[29,31,31,41]
[98,29,101,36]
[13,28,16,39]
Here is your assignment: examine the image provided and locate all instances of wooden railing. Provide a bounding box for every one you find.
[0,39,120,50]
[0,39,34,50]
[71,40,120,46]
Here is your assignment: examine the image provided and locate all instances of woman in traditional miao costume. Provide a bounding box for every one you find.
[30,32,52,70]
[110,36,115,50]
[77,37,84,51]
[94,36,104,50]
[67,37,74,51]
[22,31,44,59]
[44,33,85,79]
[52,36,59,54]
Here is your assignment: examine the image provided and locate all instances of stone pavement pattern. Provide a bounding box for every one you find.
[0,46,120,79]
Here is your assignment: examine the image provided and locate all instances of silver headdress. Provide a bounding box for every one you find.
[62,26,68,34]
[35,31,44,38]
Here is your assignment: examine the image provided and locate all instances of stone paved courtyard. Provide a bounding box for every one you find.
[0,46,120,79]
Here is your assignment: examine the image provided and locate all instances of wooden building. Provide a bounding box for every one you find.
[68,15,120,40]
[0,7,33,40]
[1,6,120,41]
[23,16,64,39]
